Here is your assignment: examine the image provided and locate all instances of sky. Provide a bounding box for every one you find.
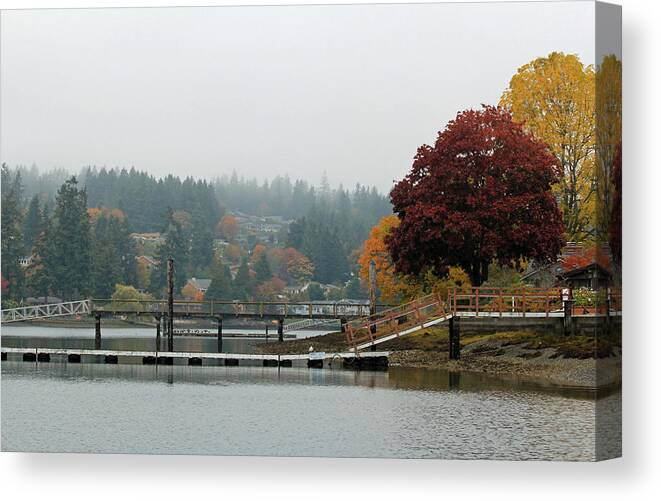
[0,2,595,193]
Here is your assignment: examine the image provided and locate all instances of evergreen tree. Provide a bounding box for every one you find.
[23,194,43,252]
[90,215,122,297]
[190,216,214,272]
[232,257,252,300]
[205,262,233,300]
[344,276,366,300]
[307,282,325,301]
[89,211,137,297]
[39,177,91,299]
[149,208,189,296]
[1,165,26,301]
[254,251,272,283]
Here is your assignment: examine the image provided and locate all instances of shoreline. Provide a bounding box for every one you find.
[257,327,622,390]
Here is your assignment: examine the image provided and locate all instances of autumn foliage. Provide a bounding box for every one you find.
[561,245,612,274]
[217,215,239,241]
[358,215,414,302]
[608,144,622,266]
[387,105,565,286]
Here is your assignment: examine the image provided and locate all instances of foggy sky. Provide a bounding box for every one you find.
[0,2,595,193]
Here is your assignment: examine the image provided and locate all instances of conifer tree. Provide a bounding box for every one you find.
[254,252,272,283]
[1,165,26,301]
[205,261,233,301]
[232,257,252,300]
[23,194,43,252]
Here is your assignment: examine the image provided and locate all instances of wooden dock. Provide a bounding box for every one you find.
[0,347,389,369]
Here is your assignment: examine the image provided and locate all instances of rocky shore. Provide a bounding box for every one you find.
[258,327,621,389]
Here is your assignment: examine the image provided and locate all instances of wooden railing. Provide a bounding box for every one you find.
[448,287,564,317]
[344,294,449,350]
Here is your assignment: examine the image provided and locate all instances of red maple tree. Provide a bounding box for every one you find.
[386,105,565,285]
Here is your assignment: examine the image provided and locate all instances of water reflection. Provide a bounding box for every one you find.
[1,360,618,460]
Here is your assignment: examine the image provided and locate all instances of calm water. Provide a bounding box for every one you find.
[1,326,620,460]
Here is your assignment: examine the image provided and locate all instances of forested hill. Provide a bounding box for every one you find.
[8,166,391,234]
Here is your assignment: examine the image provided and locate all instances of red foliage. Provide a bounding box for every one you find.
[608,144,622,265]
[561,245,612,273]
[386,105,565,285]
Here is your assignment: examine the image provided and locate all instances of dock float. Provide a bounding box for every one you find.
[0,347,389,370]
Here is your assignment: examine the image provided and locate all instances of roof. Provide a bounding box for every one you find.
[189,278,212,290]
[136,255,157,266]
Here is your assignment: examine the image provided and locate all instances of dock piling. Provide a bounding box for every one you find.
[94,315,102,350]
[156,315,161,351]
[278,318,284,342]
[449,316,461,360]
[217,317,223,352]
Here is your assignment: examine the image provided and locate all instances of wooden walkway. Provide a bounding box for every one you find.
[345,287,622,354]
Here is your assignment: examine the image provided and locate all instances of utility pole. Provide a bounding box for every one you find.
[167,257,174,352]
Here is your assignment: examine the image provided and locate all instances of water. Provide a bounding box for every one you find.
[1,326,619,460]
[0,325,334,354]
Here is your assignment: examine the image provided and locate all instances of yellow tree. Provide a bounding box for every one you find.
[358,215,419,302]
[500,52,595,241]
[595,54,622,241]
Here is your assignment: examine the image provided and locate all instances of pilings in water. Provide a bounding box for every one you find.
[217,317,223,352]
[95,315,102,350]
[449,316,461,360]
[155,315,161,351]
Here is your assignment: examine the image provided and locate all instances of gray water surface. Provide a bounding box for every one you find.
[1,326,616,460]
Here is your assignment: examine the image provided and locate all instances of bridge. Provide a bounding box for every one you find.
[1,287,621,363]
[0,300,91,324]
[344,287,622,357]
[0,299,373,325]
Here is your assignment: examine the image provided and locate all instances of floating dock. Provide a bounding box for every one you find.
[0,347,389,370]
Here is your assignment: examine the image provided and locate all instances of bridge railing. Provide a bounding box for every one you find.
[448,287,564,317]
[345,294,448,349]
[1,300,91,323]
[90,299,373,318]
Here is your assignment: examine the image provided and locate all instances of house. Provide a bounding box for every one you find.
[522,242,613,289]
[130,232,164,244]
[558,262,612,290]
[186,278,212,295]
[136,255,158,270]
[18,256,34,268]
[284,282,311,296]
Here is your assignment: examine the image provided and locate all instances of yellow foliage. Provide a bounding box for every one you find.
[357,216,471,303]
[358,215,417,302]
[500,52,595,241]
[594,54,622,240]
[181,282,198,300]
[421,267,472,301]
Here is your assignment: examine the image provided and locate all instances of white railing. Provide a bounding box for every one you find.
[283,317,340,333]
[1,300,91,323]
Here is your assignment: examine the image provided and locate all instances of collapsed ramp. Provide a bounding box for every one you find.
[344,294,452,351]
